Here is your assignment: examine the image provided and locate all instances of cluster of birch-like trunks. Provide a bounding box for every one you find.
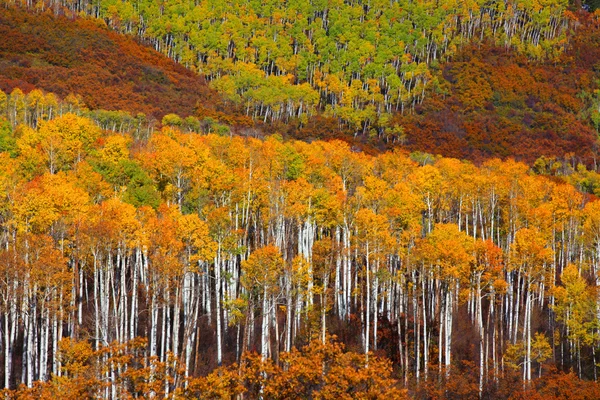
[0,130,598,398]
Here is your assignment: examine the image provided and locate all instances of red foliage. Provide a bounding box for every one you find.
[3,7,600,166]
[0,7,238,122]
[395,31,600,165]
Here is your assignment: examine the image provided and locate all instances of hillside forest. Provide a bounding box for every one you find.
[2,0,600,399]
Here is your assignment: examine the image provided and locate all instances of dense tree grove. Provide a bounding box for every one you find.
[3,1,600,398]
[2,0,572,135]
[4,3,600,167]
[0,108,599,397]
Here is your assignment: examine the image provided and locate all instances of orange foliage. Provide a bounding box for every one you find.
[183,338,407,400]
[0,7,236,123]
[396,37,600,165]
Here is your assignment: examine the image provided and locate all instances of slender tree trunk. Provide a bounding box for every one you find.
[365,243,370,363]
[4,309,11,389]
[215,250,223,366]
[261,287,270,361]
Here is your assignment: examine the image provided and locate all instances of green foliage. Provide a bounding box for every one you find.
[119,160,161,209]
[162,113,183,127]
[278,143,305,180]
[200,117,230,135]
[409,151,436,166]
[19,0,570,130]
[0,117,17,157]
[93,156,160,209]
[183,116,201,132]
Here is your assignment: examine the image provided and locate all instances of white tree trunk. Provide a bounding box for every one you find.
[261,287,270,361]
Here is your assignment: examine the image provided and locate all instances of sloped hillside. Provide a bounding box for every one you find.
[397,36,600,165]
[1,0,573,133]
[0,7,240,123]
[2,4,600,165]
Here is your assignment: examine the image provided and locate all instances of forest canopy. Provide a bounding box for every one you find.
[0,0,575,134]
[2,0,600,398]
[0,106,598,396]
[3,2,600,166]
